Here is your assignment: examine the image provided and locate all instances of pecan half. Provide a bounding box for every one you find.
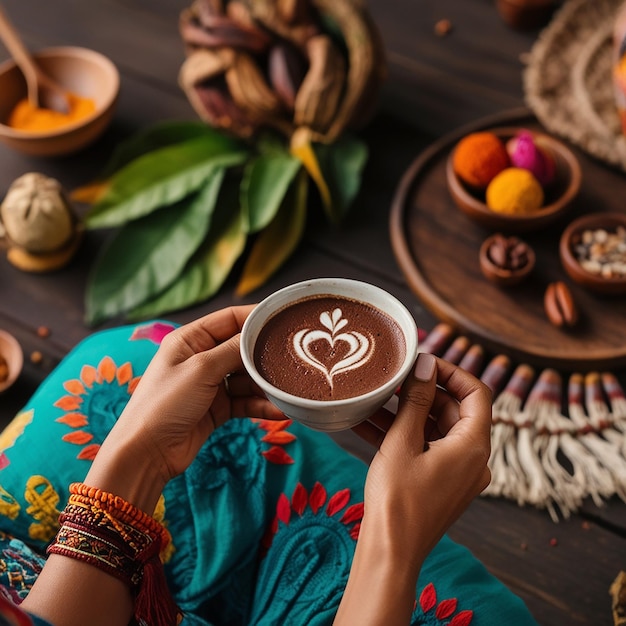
[544,281,578,328]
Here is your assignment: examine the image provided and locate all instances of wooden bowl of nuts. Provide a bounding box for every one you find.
[446,127,581,233]
[479,233,535,286]
[559,212,626,295]
[0,329,23,393]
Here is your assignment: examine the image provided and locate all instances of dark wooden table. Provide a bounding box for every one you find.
[1,1,625,624]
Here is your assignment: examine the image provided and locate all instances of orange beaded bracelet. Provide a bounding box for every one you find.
[48,483,180,626]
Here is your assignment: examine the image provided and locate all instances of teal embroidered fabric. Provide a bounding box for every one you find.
[0,321,538,625]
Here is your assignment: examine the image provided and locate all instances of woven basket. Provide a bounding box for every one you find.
[524,0,626,171]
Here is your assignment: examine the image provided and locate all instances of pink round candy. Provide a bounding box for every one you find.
[506,131,555,187]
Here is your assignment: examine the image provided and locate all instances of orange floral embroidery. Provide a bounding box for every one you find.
[54,356,141,461]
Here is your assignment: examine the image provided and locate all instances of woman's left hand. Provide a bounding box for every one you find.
[87,305,285,510]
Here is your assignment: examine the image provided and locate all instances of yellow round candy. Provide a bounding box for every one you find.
[486,168,544,215]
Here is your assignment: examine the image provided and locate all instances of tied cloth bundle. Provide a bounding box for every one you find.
[420,323,626,522]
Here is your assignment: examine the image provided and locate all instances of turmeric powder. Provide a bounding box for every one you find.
[7,92,96,133]
[486,168,544,215]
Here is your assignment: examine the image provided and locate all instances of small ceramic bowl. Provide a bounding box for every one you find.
[240,278,419,432]
[446,127,582,233]
[0,329,23,393]
[0,46,119,156]
[479,233,536,286]
[559,212,626,295]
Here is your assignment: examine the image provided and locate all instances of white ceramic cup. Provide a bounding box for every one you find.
[240,278,419,431]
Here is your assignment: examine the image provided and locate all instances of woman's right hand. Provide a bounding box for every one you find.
[334,353,492,625]
[358,352,492,567]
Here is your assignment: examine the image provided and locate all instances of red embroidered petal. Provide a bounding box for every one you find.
[0,453,9,470]
[54,395,83,411]
[309,482,327,514]
[261,431,296,445]
[116,362,133,385]
[277,493,291,525]
[326,489,350,516]
[262,446,294,464]
[435,598,458,619]
[63,379,86,395]
[77,444,100,460]
[349,522,361,540]
[292,483,308,516]
[62,431,94,445]
[98,356,116,383]
[128,376,141,394]
[258,419,292,432]
[340,502,364,524]
[80,364,97,388]
[449,610,474,626]
[420,583,437,612]
[56,412,88,427]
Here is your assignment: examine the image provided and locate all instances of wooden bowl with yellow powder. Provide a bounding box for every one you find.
[446,127,581,234]
[0,46,119,157]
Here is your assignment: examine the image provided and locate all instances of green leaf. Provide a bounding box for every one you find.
[99,120,244,179]
[240,152,301,233]
[255,131,289,156]
[85,169,226,325]
[85,136,248,228]
[236,169,308,296]
[128,192,247,320]
[313,135,369,221]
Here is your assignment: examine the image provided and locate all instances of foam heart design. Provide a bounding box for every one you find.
[292,308,372,389]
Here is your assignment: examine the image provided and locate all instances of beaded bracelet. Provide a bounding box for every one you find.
[48,483,180,626]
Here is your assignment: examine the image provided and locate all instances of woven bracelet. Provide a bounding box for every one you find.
[48,483,180,626]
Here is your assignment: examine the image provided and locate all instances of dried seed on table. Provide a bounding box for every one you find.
[544,281,578,328]
[30,350,43,364]
[434,18,452,36]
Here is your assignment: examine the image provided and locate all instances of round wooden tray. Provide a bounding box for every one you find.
[390,108,626,371]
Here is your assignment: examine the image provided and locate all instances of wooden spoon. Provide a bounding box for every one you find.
[0,4,70,113]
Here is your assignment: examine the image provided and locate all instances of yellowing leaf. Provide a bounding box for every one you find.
[128,194,247,320]
[290,127,331,215]
[236,170,308,296]
[70,180,111,205]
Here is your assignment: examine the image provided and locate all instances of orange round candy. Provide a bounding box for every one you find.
[452,132,510,190]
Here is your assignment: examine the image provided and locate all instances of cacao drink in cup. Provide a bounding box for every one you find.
[240,278,419,431]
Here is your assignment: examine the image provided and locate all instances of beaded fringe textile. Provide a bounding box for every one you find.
[420,323,626,522]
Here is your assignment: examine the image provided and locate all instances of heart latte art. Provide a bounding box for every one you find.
[293,308,373,389]
[254,295,406,401]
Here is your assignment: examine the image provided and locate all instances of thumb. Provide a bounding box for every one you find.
[195,334,244,386]
[387,352,437,452]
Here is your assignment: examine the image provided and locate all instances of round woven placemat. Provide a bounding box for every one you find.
[524,0,626,171]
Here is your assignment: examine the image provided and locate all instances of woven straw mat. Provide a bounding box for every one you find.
[524,0,626,171]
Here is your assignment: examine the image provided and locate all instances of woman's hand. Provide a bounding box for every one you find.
[335,352,492,625]
[357,351,492,565]
[86,305,285,513]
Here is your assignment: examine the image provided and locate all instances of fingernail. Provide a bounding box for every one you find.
[414,352,436,382]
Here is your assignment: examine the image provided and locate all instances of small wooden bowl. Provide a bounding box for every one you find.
[479,233,536,287]
[0,329,23,393]
[446,127,582,233]
[496,0,558,30]
[559,212,626,295]
[0,46,119,157]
